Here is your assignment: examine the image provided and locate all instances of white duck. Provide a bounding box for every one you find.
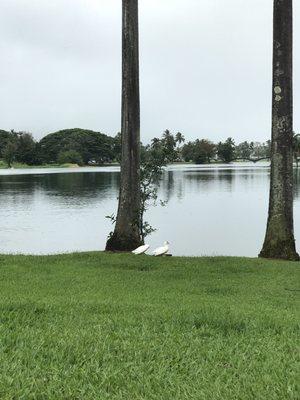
[132,244,150,255]
[153,241,169,256]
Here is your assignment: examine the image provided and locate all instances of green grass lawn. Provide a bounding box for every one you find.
[0,253,299,399]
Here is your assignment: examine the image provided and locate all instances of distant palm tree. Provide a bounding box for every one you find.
[260,0,299,260]
[175,132,185,146]
[106,0,142,251]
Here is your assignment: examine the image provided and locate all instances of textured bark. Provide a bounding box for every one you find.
[259,0,299,260]
[106,0,142,251]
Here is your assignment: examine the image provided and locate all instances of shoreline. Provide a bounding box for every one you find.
[0,160,273,171]
[0,162,273,177]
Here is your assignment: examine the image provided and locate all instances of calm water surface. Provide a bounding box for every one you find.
[0,163,299,257]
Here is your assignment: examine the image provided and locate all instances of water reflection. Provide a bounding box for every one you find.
[0,164,299,256]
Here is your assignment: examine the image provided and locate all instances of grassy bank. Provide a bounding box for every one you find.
[0,161,86,169]
[0,253,298,399]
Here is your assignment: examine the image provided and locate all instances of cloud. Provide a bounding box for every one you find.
[0,0,299,142]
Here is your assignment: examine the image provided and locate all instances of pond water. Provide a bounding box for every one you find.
[0,163,299,257]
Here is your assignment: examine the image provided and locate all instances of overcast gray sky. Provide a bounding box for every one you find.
[0,0,299,143]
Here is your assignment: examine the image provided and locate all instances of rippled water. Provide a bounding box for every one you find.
[0,163,299,256]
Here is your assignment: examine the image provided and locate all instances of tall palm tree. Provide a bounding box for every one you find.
[106,0,142,251]
[175,132,185,146]
[259,0,299,260]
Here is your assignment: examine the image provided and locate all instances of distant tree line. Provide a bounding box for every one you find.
[146,131,300,165]
[181,137,272,164]
[0,129,39,168]
[1,127,299,168]
[0,128,117,167]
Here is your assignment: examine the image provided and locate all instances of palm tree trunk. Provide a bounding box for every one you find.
[259,0,299,260]
[106,0,142,251]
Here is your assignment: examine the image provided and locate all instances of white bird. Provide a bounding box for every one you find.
[153,241,169,256]
[132,244,150,255]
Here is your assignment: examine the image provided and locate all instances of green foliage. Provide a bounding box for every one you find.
[57,150,84,166]
[175,131,185,147]
[0,127,275,168]
[161,130,177,162]
[217,137,236,163]
[15,132,40,165]
[145,130,185,165]
[0,128,118,167]
[0,129,11,156]
[107,132,169,241]
[113,132,122,163]
[235,141,271,161]
[2,139,17,168]
[39,128,115,165]
[0,253,298,399]
[159,129,179,162]
[181,141,194,162]
[0,130,40,166]
[140,140,167,240]
[293,132,300,166]
[235,141,254,159]
[251,140,271,159]
[182,139,216,164]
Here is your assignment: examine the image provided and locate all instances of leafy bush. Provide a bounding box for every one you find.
[57,150,83,166]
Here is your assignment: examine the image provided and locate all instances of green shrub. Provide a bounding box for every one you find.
[57,150,83,166]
